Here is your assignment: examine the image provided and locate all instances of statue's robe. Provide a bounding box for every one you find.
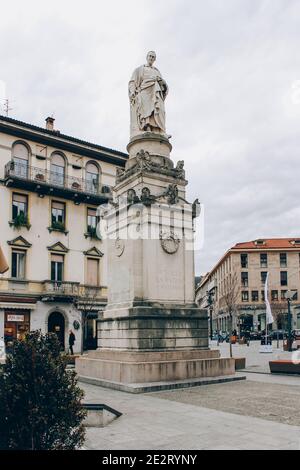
[129,65,168,137]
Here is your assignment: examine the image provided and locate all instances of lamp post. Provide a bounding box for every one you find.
[285,290,295,352]
[207,290,214,341]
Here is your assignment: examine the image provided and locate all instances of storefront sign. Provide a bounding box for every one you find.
[7,314,25,322]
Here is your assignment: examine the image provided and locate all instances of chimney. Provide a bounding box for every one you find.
[45,116,55,131]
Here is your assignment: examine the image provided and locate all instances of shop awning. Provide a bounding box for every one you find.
[0,303,36,310]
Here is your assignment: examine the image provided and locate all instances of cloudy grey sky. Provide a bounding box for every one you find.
[1,0,299,275]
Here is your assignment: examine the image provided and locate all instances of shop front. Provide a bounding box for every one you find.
[4,310,31,352]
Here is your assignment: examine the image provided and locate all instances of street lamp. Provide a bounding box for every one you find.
[207,290,215,341]
[285,290,296,352]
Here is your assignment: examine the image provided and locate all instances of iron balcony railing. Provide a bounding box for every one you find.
[43,281,80,296]
[43,282,104,299]
[4,161,112,197]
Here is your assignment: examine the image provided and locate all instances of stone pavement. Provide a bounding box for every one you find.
[82,377,300,450]
[213,339,294,373]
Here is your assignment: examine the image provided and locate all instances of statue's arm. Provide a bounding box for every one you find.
[128,67,140,102]
[156,68,168,98]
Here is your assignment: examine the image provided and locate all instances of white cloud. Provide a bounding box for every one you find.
[0,0,299,274]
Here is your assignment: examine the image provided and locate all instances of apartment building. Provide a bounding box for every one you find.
[196,238,300,334]
[0,115,127,352]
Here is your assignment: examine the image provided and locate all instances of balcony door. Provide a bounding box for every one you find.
[12,143,29,178]
[51,254,64,290]
[86,163,99,194]
[50,153,65,187]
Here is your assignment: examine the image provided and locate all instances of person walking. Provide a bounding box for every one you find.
[69,330,75,355]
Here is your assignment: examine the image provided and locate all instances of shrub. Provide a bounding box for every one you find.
[0,330,86,450]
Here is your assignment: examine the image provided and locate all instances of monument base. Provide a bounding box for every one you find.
[76,349,237,393]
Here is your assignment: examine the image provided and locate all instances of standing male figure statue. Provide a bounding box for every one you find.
[129,51,168,139]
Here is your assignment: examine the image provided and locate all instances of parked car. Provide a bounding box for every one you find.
[250,331,262,341]
[271,330,286,340]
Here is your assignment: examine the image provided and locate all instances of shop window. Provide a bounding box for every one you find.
[4,311,30,351]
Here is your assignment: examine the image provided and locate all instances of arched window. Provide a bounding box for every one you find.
[12,142,29,178]
[86,162,100,194]
[50,153,66,186]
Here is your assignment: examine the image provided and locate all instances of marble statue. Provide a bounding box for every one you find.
[129,51,168,139]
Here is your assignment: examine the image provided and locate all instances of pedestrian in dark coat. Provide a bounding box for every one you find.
[69,330,75,355]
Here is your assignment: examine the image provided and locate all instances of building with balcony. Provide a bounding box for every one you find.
[196,239,300,335]
[0,114,128,352]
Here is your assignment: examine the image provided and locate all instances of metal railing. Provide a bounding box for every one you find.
[43,281,80,295]
[5,161,112,196]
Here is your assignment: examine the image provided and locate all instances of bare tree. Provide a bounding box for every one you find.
[78,286,102,352]
[220,273,240,357]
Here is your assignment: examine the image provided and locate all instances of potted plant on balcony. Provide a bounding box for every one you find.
[51,220,66,232]
[10,213,31,230]
[35,173,45,182]
[71,181,81,191]
[85,226,100,240]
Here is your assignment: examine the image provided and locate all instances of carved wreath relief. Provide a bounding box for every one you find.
[115,238,125,257]
[160,231,180,255]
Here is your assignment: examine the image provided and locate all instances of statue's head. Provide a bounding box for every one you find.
[146,51,156,66]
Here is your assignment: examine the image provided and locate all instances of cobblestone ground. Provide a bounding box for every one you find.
[150,379,300,426]
[212,339,294,373]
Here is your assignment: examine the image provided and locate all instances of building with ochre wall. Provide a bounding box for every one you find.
[0,115,127,353]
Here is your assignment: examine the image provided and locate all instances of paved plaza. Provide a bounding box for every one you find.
[81,342,300,450]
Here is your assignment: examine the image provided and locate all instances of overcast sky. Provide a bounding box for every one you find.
[1,0,299,275]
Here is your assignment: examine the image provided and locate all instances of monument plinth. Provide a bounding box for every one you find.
[76,51,236,392]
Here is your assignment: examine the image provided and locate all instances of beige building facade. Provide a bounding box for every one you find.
[0,115,127,353]
[196,239,300,334]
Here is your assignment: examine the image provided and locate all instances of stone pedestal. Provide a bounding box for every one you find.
[76,133,237,391]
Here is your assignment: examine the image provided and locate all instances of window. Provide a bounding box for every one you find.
[240,254,248,268]
[280,253,287,267]
[261,272,268,285]
[241,291,249,302]
[12,193,28,221]
[261,290,265,302]
[260,253,268,268]
[280,271,288,286]
[12,142,29,178]
[86,258,99,286]
[11,250,26,279]
[86,162,99,194]
[281,290,287,301]
[87,207,97,235]
[51,254,64,283]
[50,153,65,186]
[271,290,278,301]
[51,201,65,230]
[241,272,248,287]
[252,291,259,302]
